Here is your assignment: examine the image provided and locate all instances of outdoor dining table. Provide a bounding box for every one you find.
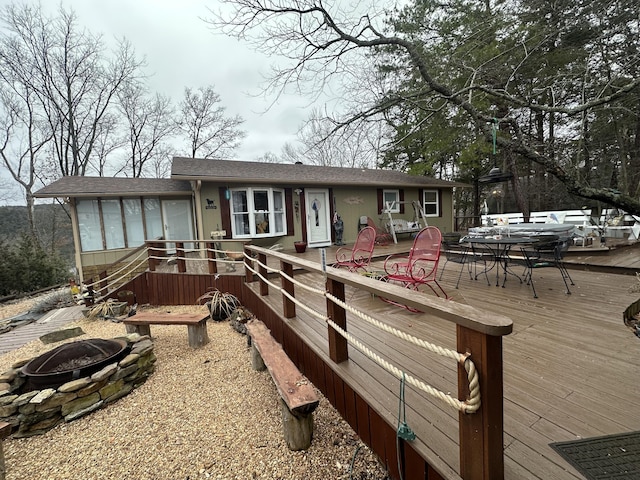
[460,235,534,287]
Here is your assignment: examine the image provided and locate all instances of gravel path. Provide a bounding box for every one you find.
[0,304,388,480]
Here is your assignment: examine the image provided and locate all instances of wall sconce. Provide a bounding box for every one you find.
[294,188,303,196]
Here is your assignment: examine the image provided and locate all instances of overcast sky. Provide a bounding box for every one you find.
[40,0,319,161]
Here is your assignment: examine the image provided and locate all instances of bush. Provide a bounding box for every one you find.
[0,235,69,296]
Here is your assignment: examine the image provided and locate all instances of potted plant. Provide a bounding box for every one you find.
[197,288,240,322]
[294,241,307,253]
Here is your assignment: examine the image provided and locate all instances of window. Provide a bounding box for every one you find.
[102,199,125,249]
[76,196,166,252]
[77,199,103,252]
[144,198,163,240]
[123,199,144,246]
[230,187,287,238]
[383,189,400,213]
[422,190,440,216]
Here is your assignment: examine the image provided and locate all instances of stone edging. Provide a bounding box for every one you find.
[0,333,156,437]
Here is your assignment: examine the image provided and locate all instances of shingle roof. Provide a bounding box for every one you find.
[171,157,465,188]
[34,177,193,198]
[33,158,467,198]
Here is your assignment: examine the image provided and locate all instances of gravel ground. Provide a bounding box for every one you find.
[0,303,388,480]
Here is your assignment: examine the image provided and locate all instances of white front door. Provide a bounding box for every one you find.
[305,189,332,247]
[162,199,195,251]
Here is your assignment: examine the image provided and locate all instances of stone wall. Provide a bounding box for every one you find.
[0,333,156,437]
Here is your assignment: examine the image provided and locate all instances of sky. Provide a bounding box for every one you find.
[40,0,318,161]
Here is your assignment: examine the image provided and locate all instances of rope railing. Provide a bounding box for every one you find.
[146,243,244,266]
[246,254,481,413]
[84,247,150,288]
[85,256,149,295]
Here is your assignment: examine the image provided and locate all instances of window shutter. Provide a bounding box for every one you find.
[418,189,424,209]
[438,190,443,217]
[377,189,383,213]
[219,187,231,239]
[399,189,405,214]
[285,188,294,236]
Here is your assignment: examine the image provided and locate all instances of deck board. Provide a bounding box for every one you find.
[245,244,640,480]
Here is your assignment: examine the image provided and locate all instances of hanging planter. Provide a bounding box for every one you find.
[197,289,240,322]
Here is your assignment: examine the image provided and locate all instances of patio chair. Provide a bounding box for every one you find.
[439,233,490,289]
[360,216,393,246]
[332,226,376,273]
[383,226,448,299]
[519,236,574,298]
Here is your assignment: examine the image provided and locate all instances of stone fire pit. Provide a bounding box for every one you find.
[0,333,156,438]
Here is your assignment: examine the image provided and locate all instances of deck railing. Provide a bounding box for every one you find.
[242,244,513,480]
[145,239,249,274]
[123,240,513,479]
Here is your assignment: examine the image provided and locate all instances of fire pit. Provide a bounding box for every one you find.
[0,335,156,437]
[20,338,130,392]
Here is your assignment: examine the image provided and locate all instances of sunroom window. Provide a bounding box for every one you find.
[76,197,166,252]
[230,188,287,238]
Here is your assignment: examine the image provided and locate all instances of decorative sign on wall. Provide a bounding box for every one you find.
[205,198,217,210]
[343,196,364,205]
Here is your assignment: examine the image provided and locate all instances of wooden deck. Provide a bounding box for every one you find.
[243,243,640,480]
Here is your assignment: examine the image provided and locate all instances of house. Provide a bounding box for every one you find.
[34,157,464,280]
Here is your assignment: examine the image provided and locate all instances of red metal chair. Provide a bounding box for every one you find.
[332,226,376,273]
[363,217,393,245]
[383,226,449,299]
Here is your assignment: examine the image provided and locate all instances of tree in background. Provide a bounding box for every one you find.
[212,0,640,216]
[0,234,68,296]
[116,81,176,177]
[0,3,143,178]
[279,107,383,168]
[177,86,246,159]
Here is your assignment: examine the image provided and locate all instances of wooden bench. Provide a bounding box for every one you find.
[245,319,319,451]
[123,313,210,348]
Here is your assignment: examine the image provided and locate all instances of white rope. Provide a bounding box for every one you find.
[84,248,149,288]
[244,261,326,320]
[251,255,325,296]
[246,252,481,413]
[326,317,480,414]
[89,257,149,295]
[325,291,480,413]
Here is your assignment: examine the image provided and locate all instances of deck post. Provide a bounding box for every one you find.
[206,241,218,275]
[244,247,253,283]
[176,242,186,273]
[259,253,269,296]
[326,278,348,363]
[456,325,504,480]
[281,261,296,318]
[146,241,158,271]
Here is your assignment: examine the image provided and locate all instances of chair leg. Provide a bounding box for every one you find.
[556,261,573,294]
[439,260,448,280]
[528,273,539,298]
[455,260,466,289]
[425,279,449,300]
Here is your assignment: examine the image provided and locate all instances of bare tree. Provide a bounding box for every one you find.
[86,112,125,176]
[116,82,176,177]
[177,86,246,158]
[295,107,383,167]
[0,84,52,239]
[0,3,143,178]
[211,0,640,216]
